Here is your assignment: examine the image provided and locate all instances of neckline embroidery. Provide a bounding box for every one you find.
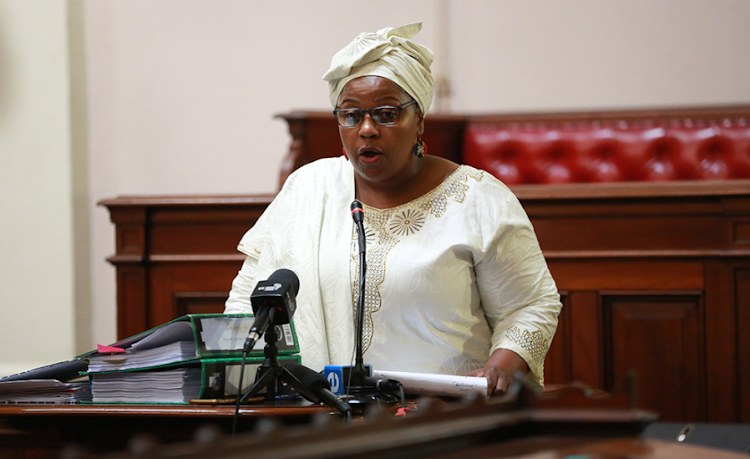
[351,166,484,353]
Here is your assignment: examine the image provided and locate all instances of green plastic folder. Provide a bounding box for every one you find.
[85,355,302,404]
[79,314,301,373]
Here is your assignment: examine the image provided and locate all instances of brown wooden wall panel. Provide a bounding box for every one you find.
[533,216,729,252]
[148,206,269,255]
[738,267,750,423]
[173,292,229,316]
[604,293,704,421]
[101,196,273,338]
[148,262,243,328]
[116,267,148,340]
[149,223,249,256]
[568,291,605,390]
[703,260,740,422]
[543,293,571,385]
[547,260,704,291]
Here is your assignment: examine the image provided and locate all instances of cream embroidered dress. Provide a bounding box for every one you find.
[225,157,561,388]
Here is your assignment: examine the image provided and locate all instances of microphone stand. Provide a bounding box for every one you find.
[238,313,318,404]
[232,315,321,435]
[343,201,398,405]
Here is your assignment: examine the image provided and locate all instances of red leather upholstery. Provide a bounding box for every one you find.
[464,119,750,184]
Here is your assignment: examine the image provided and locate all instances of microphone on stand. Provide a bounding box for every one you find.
[242,268,299,353]
[284,362,352,416]
[338,200,399,405]
[233,269,310,435]
[350,200,368,387]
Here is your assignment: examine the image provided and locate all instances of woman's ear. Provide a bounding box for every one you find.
[416,110,425,135]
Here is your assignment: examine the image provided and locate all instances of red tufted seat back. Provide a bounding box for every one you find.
[464,118,750,184]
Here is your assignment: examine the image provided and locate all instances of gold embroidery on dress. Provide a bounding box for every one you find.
[388,208,426,236]
[504,325,548,366]
[351,166,484,353]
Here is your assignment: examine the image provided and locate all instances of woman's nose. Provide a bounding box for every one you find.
[358,113,379,137]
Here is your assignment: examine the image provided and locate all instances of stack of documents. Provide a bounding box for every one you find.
[90,368,202,404]
[88,320,198,372]
[88,340,198,372]
[81,314,303,404]
[0,359,91,403]
[0,379,91,403]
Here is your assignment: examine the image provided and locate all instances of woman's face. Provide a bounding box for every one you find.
[337,76,424,190]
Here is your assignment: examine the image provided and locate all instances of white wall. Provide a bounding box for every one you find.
[2,0,749,375]
[0,0,74,376]
[449,0,750,112]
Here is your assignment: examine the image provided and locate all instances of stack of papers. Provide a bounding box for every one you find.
[0,359,91,404]
[87,341,198,372]
[87,321,199,372]
[0,379,92,403]
[90,368,202,404]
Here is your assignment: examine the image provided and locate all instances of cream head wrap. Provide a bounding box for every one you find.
[322,22,434,115]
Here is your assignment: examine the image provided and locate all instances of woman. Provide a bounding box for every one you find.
[225,23,561,395]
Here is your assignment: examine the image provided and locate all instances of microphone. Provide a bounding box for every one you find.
[338,201,398,405]
[324,366,401,394]
[350,200,364,223]
[351,200,366,255]
[243,269,300,353]
[349,200,368,389]
[284,362,352,415]
[233,269,302,434]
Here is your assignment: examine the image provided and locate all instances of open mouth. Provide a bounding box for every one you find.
[359,148,382,159]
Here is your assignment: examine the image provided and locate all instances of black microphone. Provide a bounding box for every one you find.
[284,362,352,415]
[350,200,364,223]
[349,200,368,388]
[351,200,366,255]
[243,269,300,353]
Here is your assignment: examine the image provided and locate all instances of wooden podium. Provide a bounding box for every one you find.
[101,179,750,424]
[3,383,746,459]
[0,402,330,458]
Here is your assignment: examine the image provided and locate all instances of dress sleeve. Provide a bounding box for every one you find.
[222,164,305,315]
[223,256,259,314]
[474,190,562,388]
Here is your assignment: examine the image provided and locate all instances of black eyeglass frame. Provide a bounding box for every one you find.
[333,100,417,127]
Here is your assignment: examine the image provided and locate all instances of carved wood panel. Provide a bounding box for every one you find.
[173,291,229,316]
[603,293,704,421]
[149,262,243,328]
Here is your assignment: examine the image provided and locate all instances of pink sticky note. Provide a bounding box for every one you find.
[97,344,125,353]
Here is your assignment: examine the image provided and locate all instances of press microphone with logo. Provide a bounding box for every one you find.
[284,362,352,416]
[243,268,299,353]
[324,365,401,394]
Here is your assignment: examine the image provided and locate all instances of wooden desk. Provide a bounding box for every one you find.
[0,402,331,457]
[70,386,747,459]
[4,387,745,459]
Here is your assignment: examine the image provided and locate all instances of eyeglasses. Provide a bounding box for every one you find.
[333,100,417,127]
